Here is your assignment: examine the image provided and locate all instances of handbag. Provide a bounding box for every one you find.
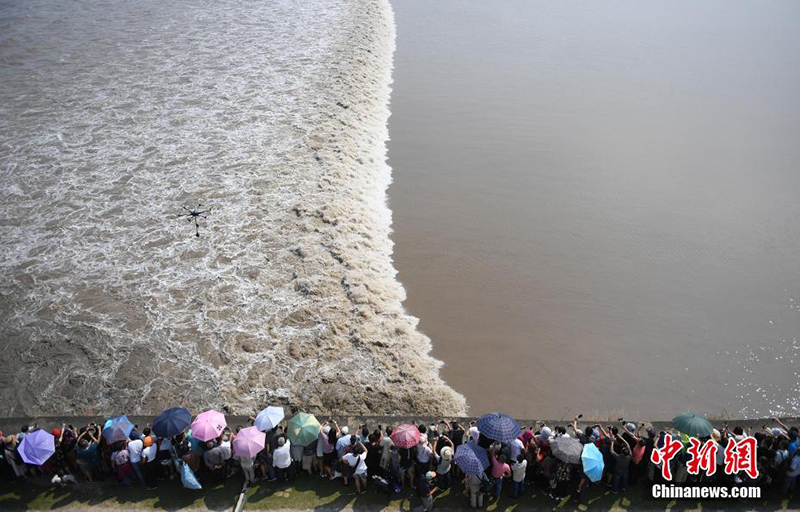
[180,461,202,490]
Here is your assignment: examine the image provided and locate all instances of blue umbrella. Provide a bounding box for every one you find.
[476,413,521,442]
[153,407,191,438]
[581,443,604,482]
[454,442,490,475]
[103,415,134,443]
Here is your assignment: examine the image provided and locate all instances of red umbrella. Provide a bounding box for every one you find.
[390,424,421,449]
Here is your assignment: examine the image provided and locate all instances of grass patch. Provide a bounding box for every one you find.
[0,473,796,510]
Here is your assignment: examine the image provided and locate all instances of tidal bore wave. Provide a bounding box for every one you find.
[0,0,466,416]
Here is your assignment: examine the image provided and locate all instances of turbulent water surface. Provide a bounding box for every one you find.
[389,0,800,420]
[0,0,466,416]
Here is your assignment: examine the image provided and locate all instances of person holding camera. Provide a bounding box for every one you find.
[76,424,102,482]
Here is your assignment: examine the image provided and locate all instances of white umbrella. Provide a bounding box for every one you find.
[254,406,284,431]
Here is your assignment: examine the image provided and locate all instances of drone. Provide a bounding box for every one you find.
[179,204,212,237]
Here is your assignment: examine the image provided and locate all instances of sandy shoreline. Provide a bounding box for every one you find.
[0,0,465,417]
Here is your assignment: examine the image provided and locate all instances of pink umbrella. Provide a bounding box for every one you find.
[190,410,227,442]
[390,424,421,449]
[233,426,265,458]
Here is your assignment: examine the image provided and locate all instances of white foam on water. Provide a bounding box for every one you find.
[0,0,466,416]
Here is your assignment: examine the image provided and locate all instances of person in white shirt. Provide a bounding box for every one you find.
[219,430,233,477]
[127,436,145,486]
[468,426,481,445]
[273,437,294,481]
[336,429,353,458]
[435,446,454,490]
[511,454,527,498]
[417,434,433,471]
[141,437,158,489]
[510,437,525,461]
[379,427,394,470]
[342,445,368,494]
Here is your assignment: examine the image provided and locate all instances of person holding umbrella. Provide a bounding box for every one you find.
[233,426,265,485]
[463,471,485,509]
[390,424,419,489]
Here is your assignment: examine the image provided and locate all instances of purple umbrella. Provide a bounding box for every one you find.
[454,442,490,475]
[190,410,227,442]
[232,426,265,459]
[19,430,55,465]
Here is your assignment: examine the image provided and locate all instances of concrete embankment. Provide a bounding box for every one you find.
[1,415,796,434]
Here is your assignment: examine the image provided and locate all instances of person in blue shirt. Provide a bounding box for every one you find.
[76,427,102,482]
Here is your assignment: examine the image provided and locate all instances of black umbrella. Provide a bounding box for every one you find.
[153,407,191,438]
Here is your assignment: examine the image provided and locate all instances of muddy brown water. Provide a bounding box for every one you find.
[388,0,800,420]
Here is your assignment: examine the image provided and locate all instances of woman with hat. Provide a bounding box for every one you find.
[433,435,454,491]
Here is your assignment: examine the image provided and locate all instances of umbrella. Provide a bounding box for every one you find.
[581,443,604,482]
[153,407,192,438]
[19,430,55,465]
[551,436,583,464]
[233,426,266,458]
[286,413,320,447]
[254,406,284,432]
[103,415,134,443]
[103,416,133,443]
[454,443,490,475]
[476,413,521,442]
[190,410,227,442]
[672,413,713,438]
[390,424,421,449]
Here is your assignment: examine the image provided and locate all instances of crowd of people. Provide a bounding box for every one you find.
[1,413,799,509]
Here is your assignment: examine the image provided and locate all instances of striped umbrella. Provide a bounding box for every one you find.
[454,442,490,475]
[476,413,521,442]
[390,424,421,449]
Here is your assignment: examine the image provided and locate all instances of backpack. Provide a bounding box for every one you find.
[371,475,391,494]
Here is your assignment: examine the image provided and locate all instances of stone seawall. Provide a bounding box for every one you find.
[1,415,796,435]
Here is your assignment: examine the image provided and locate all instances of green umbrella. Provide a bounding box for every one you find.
[286,413,320,447]
[672,413,713,437]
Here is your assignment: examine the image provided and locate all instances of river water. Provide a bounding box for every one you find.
[388,0,800,420]
[0,0,470,417]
